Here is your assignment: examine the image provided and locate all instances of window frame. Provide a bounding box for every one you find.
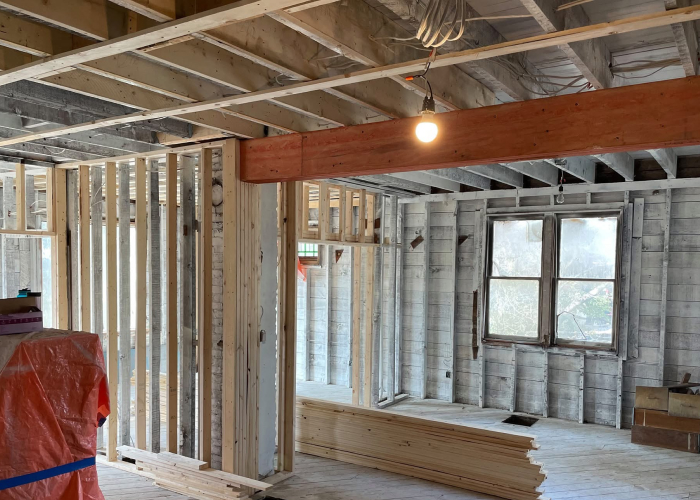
[551,211,623,351]
[298,242,320,266]
[484,215,545,345]
[483,209,623,351]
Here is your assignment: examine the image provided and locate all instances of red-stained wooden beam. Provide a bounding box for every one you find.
[240,75,700,183]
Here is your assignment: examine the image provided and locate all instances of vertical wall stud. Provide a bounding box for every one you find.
[615,356,623,429]
[420,202,431,400]
[54,169,69,329]
[15,164,25,231]
[92,165,103,450]
[351,247,361,404]
[148,160,162,453]
[199,149,213,462]
[135,158,147,450]
[628,198,644,358]
[578,354,585,424]
[510,345,517,413]
[658,188,672,385]
[118,162,131,447]
[105,162,118,461]
[165,153,178,453]
[363,245,375,407]
[79,165,90,332]
[449,201,458,403]
[386,196,398,403]
[542,350,549,418]
[325,244,332,384]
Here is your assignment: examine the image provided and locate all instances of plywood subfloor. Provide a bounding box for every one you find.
[280,381,700,500]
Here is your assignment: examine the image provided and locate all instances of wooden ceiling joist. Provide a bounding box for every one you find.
[592,152,635,181]
[0,3,698,153]
[0,0,314,86]
[427,168,492,191]
[463,165,524,188]
[504,161,560,186]
[239,75,700,183]
[665,0,699,77]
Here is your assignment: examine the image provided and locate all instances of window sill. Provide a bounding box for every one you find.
[481,337,618,357]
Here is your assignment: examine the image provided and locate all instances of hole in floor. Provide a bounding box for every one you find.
[502,415,539,427]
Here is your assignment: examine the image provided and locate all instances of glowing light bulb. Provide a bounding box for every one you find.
[416,117,438,143]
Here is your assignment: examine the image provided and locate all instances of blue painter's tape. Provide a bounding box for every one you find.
[0,457,96,491]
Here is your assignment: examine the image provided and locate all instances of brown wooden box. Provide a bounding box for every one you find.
[634,408,700,433]
[631,424,700,453]
[635,384,700,411]
[669,393,700,419]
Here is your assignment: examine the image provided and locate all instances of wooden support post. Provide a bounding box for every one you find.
[386,195,398,403]
[351,247,361,405]
[542,350,549,418]
[420,202,431,400]
[395,203,404,395]
[325,244,332,384]
[15,164,25,231]
[511,345,517,413]
[79,165,90,332]
[615,356,623,429]
[358,190,366,244]
[118,162,131,447]
[449,201,458,403]
[578,354,585,424]
[135,158,147,450]
[658,188,672,385]
[53,169,69,329]
[319,182,329,240]
[199,149,213,463]
[302,183,310,238]
[541,215,555,345]
[91,165,104,342]
[619,193,633,361]
[105,162,118,461]
[476,202,488,408]
[46,168,55,235]
[279,181,299,472]
[179,155,196,458]
[68,171,79,329]
[365,194,375,244]
[371,196,384,406]
[303,267,311,381]
[338,186,346,242]
[148,160,162,453]
[628,198,644,359]
[363,245,375,408]
[222,141,237,473]
[165,153,178,453]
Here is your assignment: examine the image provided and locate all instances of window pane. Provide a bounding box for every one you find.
[560,217,617,279]
[488,279,539,338]
[491,220,543,277]
[556,280,614,344]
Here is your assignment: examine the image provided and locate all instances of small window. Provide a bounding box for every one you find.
[555,216,618,346]
[298,242,319,266]
[486,218,543,340]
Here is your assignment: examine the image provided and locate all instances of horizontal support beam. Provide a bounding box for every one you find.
[426,168,491,190]
[399,177,700,204]
[593,152,634,181]
[1,5,699,151]
[504,161,559,186]
[390,171,461,192]
[241,74,700,183]
[648,148,678,178]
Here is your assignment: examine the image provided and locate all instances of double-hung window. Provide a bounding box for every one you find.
[484,212,620,349]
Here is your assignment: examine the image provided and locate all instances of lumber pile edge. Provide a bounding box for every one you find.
[295,397,547,500]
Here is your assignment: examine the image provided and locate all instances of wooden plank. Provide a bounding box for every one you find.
[165,152,178,453]
[511,345,517,412]
[616,357,623,429]
[631,424,700,453]
[386,196,398,402]
[108,0,176,21]
[669,393,700,419]
[351,246,361,405]
[148,160,162,453]
[365,194,374,244]
[542,351,549,418]
[105,161,118,462]
[628,198,645,359]
[449,201,457,403]
[319,182,329,241]
[420,202,430,400]
[179,155,196,457]
[635,408,700,433]
[222,141,238,473]
[658,189,672,385]
[118,161,131,447]
[79,165,90,332]
[325,244,332,384]
[135,157,147,450]
[198,148,213,463]
[15,163,25,231]
[618,197,633,362]
[91,165,104,347]
[395,204,404,395]
[371,197,384,406]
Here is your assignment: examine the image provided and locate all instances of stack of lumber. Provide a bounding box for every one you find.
[633,376,700,453]
[295,398,547,500]
[117,446,272,500]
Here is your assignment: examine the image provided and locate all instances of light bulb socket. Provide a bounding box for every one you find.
[420,94,436,115]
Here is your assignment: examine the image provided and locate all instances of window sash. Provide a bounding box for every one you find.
[483,210,621,349]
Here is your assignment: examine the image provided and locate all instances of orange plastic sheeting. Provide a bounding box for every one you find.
[0,330,109,500]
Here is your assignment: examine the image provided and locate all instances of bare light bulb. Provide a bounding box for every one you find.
[416,117,438,143]
[556,184,565,204]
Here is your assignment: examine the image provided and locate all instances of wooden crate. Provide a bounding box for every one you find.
[634,408,700,433]
[635,384,700,411]
[631,425,700,453]
[669,393,700,419]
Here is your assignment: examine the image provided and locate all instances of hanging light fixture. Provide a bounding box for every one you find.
[556,171,565,204]
[408,50,438,143]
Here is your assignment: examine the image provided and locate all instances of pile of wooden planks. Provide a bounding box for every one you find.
[117,446,272,500]
[295,398,547,500]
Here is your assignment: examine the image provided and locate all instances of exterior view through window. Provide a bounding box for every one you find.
[486,214,619,347]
